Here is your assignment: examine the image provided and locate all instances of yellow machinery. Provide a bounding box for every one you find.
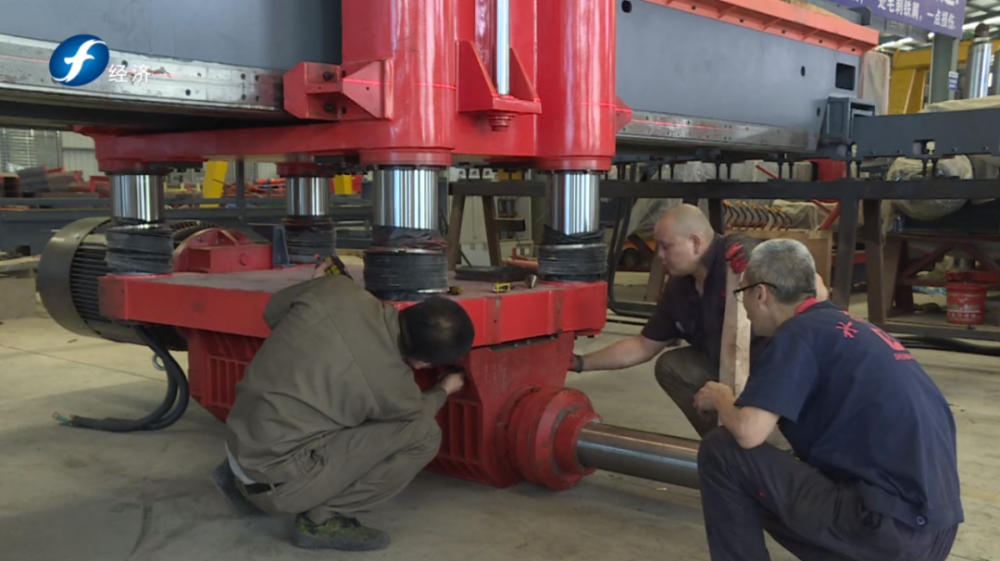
[889,39,1000,114]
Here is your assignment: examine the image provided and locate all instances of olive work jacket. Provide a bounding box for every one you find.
[225,275,448,484]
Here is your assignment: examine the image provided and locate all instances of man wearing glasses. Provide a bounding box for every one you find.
[692,238,962,561]
[568,204,826,439]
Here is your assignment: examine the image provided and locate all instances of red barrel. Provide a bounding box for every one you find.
[946,282,987,325]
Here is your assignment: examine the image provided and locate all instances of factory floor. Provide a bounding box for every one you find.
[1,296,999,561]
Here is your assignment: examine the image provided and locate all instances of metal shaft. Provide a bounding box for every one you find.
[547,171,601,235]
[576,423,700,489]
[372,168,439,230]
[110,174,165,223]
[285,176,330,216]
[967,25,992,99]
[496,0,510,95]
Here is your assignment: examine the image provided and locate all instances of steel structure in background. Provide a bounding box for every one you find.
[10,0,996,496]
[0,128,61,170]
[0,196,373,255]
[965,24,994,99]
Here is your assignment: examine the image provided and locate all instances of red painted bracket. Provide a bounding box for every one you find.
[173,228,272,274]
[283,61,392,121]
[458,41,541,131]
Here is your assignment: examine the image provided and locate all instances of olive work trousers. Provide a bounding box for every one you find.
[240,411,441,525]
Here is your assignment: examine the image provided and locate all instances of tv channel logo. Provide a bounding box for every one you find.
[49,34,110,87]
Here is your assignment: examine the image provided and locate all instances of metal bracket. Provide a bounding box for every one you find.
[818,96,876,159]
[457,41,541,131]
[283,61,391,121]
[250,224,290,267]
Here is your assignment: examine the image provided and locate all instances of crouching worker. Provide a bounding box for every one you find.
[213,257,474,551]
[693,239,962,561]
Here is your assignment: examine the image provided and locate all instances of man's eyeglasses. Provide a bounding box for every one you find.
[732,282,776,302]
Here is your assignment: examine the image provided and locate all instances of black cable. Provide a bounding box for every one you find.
[606,317,648,326]
[537,227,607,281]
[895,335,1000,357]
[364,251,448,300]
[53,325,189,432]
[137,326,190,430]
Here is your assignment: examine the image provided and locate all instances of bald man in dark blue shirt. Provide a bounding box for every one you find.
[692,238,962,561]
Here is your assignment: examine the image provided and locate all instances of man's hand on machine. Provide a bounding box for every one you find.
[438,371,466,396]
[312,253,353,280]
[568,354,584,373]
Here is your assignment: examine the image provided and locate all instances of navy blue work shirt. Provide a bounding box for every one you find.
[642,234,765,369]
[736,300,964,532]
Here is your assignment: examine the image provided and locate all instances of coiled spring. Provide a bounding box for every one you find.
[723,201,791,231]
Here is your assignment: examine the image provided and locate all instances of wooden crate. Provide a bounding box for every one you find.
[745,228,834,289]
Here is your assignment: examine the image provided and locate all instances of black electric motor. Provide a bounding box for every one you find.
[37,217,216,349]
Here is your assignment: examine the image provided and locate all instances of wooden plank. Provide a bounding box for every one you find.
[719,268,752,398]
[744,229,833,291]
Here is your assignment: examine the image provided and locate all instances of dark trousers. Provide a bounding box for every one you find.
[697,428,958,561]
[655,347,791,449]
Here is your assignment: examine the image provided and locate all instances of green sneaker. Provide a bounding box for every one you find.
[292,513,391,551]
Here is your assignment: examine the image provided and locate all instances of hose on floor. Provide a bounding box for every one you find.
[896,336,1000,357]
[52,325,190,432]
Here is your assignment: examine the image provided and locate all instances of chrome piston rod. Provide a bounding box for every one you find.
[576,423,700,489]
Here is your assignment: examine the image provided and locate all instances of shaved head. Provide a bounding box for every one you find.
[652,204,717,277]
[657,204,715,239]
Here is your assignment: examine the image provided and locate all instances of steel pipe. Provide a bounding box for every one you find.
[496,0,510,96]
[285,177,330,217]
[110,174,165,223]
[547,172,601,235]
[576,423,700,489]
[372,168,439,230]
[967,25,992,99]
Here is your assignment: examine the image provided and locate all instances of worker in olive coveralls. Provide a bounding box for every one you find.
[212,257,474,551]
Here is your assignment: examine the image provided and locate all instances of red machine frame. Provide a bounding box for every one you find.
[80,0,878,492]
[87,0,622,173]
[99,229,607,490]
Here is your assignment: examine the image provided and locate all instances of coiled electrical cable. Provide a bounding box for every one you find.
[363,250,448,301]
[538,226,607,282]
[53,325,189,432]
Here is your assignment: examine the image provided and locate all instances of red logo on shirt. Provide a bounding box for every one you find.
[836,321,858,338]
[834,312,911,358]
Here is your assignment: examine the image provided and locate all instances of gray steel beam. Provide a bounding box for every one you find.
[0,33,287,129]
[852,108,1000,157]
[616,0,865,153]
[0,0,340,71]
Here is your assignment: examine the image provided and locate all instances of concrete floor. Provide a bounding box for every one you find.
[2,302,999,560]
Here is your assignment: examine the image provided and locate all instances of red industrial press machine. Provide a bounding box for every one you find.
[9,0,877,492]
